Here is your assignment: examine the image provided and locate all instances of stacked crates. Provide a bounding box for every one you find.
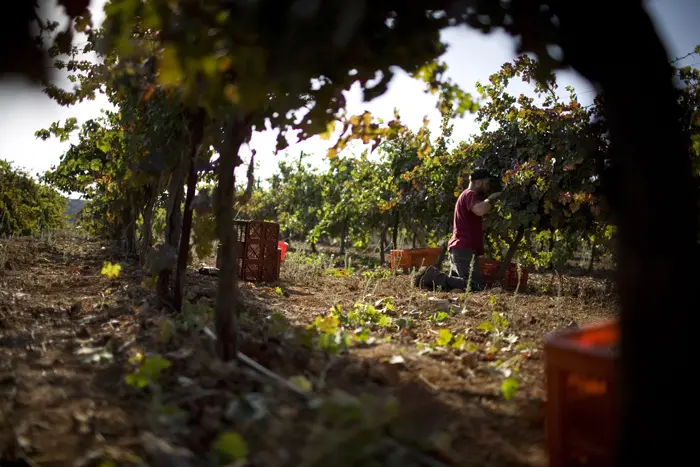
[217,221,281,282]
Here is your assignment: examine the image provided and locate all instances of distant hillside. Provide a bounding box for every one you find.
[65,198,86,223]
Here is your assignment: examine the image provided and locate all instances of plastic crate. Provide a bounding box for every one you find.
[278,241,289,262]
[216,221,281,282]
[481,258,500,283]
[504,266,529,288]
[479,259,529,288]
[390,248,442,272]
[544,320,619,467]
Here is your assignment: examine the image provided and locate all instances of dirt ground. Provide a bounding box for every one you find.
[0,232,617,466]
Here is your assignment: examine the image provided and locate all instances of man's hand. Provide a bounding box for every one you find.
[472,191,502,216]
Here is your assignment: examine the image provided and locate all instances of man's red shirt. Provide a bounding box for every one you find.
[448,189,484,255]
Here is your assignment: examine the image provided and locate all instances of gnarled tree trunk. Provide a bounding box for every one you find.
[547,233,555,270]
[339,217,348,256]
[379,225,388,265]
[586,236,596,274]
[140,182,158,264]
[496,225,525,282]
[214,115,252,361]
[157,157,186,298]
[392,211,399,249]
[173,110,206,312]
[121,195,138,257]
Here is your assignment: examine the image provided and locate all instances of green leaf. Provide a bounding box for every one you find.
[501,377,520,400]
[100,262,121,279]
[433,311,449,322]
[436,329,453,347]
[141,355,172,380]
[395,318,410,329]
[216,11,229,23]
[374,315,390,327]
[492,312,508,331]
[55,29,73,54]
[157,319,175,344]
[158,47,183,87]
[201,55,218,76]
[289,375,313,392]
[320,121,336,140]
[451,334,467,350]
[214,431,249,461]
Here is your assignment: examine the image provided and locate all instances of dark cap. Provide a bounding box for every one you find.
[470,168,491,181]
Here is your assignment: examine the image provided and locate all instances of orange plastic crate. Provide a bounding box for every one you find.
[481,258,500,275]
[479,259,529,288]
[390,248,442,272]
[480,258,499,285]
[504,266,529,288]
[544,320,619,467]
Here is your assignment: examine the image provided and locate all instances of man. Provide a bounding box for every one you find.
[414,168,500,292]
[447,168,501,291]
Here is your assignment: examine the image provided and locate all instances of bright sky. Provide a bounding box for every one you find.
[1,0,699,193]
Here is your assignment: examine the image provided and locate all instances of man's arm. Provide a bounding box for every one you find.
[472,192,501,217]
